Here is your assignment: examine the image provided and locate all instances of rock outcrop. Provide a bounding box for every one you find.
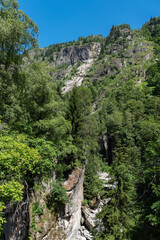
[61,43,101,94]
[61,168,85,240]
[28,173,65,240]
[61,170,114,240]
[1,166,113,240]
[26,42,101,95]
[2,190,29,240]
[56,45,92,66]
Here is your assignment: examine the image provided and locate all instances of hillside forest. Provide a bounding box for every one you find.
[0,1,160,240]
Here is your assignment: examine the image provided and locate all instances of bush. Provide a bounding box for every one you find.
[47,181,69,211]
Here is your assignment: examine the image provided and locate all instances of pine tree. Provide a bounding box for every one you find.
[97,145,136,240]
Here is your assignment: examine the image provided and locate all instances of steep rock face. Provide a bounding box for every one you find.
[26,43,101,94]
[100,134,115,165]
[1,167,113,240]
[56,45,91,66]
[76,172,116,240]
[82,198,110,231]
[2,193,29,240]
[29,168,85,240]
[61,43,101,94]
[28,173,65,240]
[83,25,154,91]
[60,170,114,240]
[50,42,101,67]
[61,168,85,240]
[27,42,101,67]
[61,58,94,94]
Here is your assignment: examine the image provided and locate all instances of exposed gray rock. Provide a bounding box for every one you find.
[82,198,110,232]
[75,171,113,240]
[98,172,117,189]
[61,43,101,94]
[57,46,91,66]
[60,168,85,240]
[61,58,94,94]
[77,226,93,240]
[43,42,100,67]
[2,194,29,240]
[109,25,132,42]
[28,170,65,240]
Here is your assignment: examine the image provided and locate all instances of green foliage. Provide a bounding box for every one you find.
[22,62,76,160]
[146,60,160,95]
[68,86,93,144]
[0,181,24,202]
[0,132,41,182]
[96,145,136,240]
[147,184,160,227]
[0,0,38,123]
[141,16,160,55]
[0,202,6,237]
[0,0,38,71]
[141,16,160,44]
[75,34,104,45]
[28,137,57,177]
[47,181,69,211]
[106,24,131,44]
[84,156,104,200]
[93,54,160,239]
[0,130,42,234]
[31,202,43,231]
[68,86,102,200]
[0,7,160,239]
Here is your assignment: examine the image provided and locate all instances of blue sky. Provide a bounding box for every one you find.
[18,0,160,48]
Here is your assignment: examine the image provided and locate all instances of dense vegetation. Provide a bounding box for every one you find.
[141,16,160,55]
[0,1,160,239]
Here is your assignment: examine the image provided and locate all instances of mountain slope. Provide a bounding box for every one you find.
[1,11,160,240]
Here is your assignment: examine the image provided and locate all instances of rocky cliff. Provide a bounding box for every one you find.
[3,20,159,240]
[1,168,114,240]
[61,43,101,94]
[2,184,30,240]
[2,198,29,240]
[26,42,101,95]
